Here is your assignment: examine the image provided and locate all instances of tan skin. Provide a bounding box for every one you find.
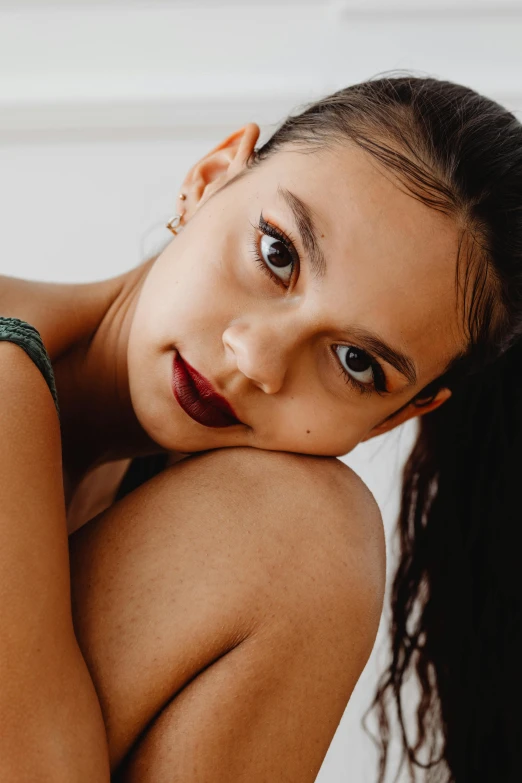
[0,123,465,780]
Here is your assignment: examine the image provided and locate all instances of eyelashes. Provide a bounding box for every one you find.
[248,213,300,287]
[248,212,388,396]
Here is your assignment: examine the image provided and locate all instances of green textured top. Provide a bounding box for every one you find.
[0,316,60,418]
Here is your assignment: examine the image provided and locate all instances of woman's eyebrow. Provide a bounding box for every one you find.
[348,326,418,387]
[277,186,327,280]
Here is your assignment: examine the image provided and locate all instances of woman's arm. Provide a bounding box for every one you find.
[0,342,110,782]
[69,447,385,780]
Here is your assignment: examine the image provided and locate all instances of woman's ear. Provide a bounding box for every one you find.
[360,387,452,442]
[180,123,261,216]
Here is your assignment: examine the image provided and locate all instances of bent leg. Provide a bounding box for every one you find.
[69,448,385,782]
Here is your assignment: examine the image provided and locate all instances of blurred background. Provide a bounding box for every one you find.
[1,1,521,780]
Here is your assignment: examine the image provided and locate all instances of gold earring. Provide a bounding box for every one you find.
[166,193,187,235]
[166,213,184,235]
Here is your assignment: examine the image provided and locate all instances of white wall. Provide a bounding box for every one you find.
[1,1,521,780]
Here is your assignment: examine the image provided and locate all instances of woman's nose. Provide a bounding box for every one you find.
[222,320,295,394]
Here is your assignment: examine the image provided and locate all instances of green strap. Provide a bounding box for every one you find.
[0,316,60,418]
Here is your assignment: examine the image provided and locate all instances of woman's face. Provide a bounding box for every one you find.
[127,135,465,457]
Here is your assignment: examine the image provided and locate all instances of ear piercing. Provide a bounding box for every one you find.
[166,214,183,234]
[166,192,187,235]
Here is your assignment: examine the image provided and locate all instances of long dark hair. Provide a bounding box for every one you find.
[250,74,522,781]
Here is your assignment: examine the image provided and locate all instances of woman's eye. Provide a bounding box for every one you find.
[259,234,295,284]
[335,345,375,386]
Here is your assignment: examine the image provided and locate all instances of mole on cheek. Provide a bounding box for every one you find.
[306,429,311,434]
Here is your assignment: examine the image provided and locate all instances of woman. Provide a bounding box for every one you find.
[0,74,520,781]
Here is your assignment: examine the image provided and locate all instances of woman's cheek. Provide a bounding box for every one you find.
[298,403,363,456]
[256,398,348,456]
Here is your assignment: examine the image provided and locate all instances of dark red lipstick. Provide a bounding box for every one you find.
[172,352,241,428]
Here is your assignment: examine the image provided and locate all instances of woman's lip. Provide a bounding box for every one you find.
[172,352,242,428]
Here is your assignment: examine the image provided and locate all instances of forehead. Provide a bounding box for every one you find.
[249,143,467,386]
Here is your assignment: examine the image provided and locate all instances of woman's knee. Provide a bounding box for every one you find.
[69,446,384,768]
